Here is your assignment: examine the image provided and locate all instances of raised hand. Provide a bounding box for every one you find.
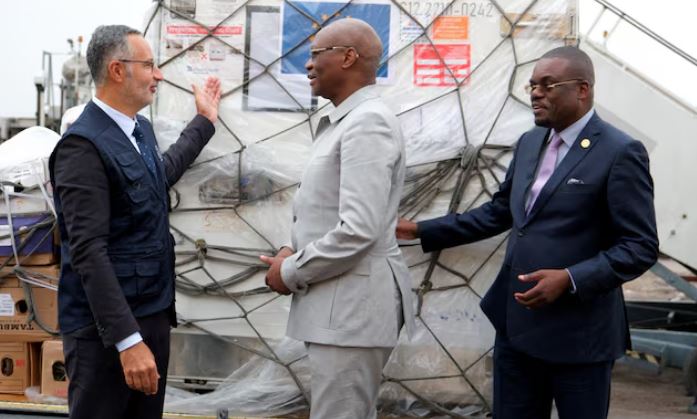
[192,76,221,124]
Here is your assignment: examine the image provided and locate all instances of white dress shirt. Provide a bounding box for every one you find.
[92,97,143,154]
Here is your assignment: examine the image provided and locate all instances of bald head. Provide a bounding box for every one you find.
[319,18,383,74]
[306,18,384,104]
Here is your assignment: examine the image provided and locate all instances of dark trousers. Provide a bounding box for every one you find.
[493,334,613,419]
[63,310,171,419]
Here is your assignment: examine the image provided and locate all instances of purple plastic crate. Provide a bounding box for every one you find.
[0,213,55,257]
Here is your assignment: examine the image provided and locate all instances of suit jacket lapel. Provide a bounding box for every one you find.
[524,114,602,224]
[512,128,547,224]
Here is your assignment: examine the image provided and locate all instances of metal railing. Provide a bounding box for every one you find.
[583,0,697,114]
[587,0,697,68]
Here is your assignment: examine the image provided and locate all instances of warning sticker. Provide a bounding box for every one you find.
[0,294,15,317]
[432,16,469,40]
[413,44,470,87]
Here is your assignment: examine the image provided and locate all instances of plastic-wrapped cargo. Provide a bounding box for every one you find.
[0,127,59,268]
[139,0,578,416]
[0,128,60,344]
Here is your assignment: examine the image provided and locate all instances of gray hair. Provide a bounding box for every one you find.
[87,25,141,85]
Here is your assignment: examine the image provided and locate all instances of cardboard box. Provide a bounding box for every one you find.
[0,213,58,266]
[0,265,59,288]
[40,340,68,398]
[0,342,41,394]
[0,266,59,342]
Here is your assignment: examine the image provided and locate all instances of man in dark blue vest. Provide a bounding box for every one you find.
[49,25,220,419]
[397,47,659,418]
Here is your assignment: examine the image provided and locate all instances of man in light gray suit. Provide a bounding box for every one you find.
[260,18,414,419]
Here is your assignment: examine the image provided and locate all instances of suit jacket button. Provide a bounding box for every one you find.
[517,230,524,237]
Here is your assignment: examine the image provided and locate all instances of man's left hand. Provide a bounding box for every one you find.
[193,76,221,124]
[514,269,571,309]
[260,251,292,295]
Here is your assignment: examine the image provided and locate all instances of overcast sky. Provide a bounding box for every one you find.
[0,0,152,118]
[1,0,695,118]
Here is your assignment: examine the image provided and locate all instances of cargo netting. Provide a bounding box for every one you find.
[141,0,576,416]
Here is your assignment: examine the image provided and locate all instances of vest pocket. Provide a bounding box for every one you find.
[112,263,138,297]
[127,188,150,203]
[135,260,164,297]
[115,153,147,182]
[111,260,164,299]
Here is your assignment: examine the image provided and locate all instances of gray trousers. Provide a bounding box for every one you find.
[307,343,392,419]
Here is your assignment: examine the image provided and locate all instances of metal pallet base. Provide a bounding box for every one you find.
[0,400,281,419]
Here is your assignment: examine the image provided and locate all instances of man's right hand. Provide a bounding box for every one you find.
[396,218,419,240]
[119,341,160,395]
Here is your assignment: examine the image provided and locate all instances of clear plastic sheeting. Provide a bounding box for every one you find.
[142,0,577,416]
[166,337,308,416]
[25,386,68,405]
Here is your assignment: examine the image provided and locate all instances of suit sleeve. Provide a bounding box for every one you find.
[417,140,518,253]
[568,140,659,300]
[53,137,140,347]
[280,110,398,292]
[160,114,215,186]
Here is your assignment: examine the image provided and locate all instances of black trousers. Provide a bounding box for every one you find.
[63,310,171,419]
[493,334,613,419]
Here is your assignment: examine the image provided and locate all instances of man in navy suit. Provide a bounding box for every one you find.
[397,46,658,418]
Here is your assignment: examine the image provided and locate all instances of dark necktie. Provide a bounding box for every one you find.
[132,123,158,178]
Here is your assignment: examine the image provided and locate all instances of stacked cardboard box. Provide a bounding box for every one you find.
[40,340,68,399]
[0,265,59,342]
[1,152,65,398]
[0,265,62,398]
[0,341,42,394]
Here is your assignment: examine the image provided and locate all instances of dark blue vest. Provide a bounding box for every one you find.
[49,102,175,335]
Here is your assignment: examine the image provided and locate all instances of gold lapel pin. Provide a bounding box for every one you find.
[580,138,591,149]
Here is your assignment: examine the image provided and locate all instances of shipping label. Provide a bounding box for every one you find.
[0,294,14,317]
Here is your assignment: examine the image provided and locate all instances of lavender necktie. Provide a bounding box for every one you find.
[526,133,563,214]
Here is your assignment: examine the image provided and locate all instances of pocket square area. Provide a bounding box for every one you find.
[566,178,585,185]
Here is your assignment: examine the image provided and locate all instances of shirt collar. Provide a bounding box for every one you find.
[92,96,137,139]
[328,84,379,124]
[552,108,595,147]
